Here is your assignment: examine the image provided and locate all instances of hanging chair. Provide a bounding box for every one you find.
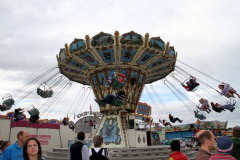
[37,87,53,98]
[110,78,124,90]
[111,92,125,107]
[227,98,236,106]
[28,106,39,116]
[111,98,124,107]
[183,76,199,92]
[198,112,206,120]
[0,105,6,111]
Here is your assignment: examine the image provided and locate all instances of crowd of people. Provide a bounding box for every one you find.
[68,132,110,160]
[0,131,45,160]
[1,126,240,160]
[194,126,240,160]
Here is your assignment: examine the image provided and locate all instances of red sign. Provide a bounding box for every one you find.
[29,134,51,145]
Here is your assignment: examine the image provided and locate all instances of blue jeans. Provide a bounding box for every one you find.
[198,114,205,120]
[101,95,116,105]
[222,104,233,111]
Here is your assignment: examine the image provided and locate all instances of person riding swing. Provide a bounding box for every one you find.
[197,98,211,114]
[28,107,40,125]
[194,110,206,120]
[169,114,183,123]
[95,90,125,107]
[210,102,236,113]
[216,83,240,98]
[104,72,126,90]
[159,119,173,127]
[181,76,199,91]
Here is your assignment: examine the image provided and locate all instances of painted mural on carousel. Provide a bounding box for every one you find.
[100,117,121,145]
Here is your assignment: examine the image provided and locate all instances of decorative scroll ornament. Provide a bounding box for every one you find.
[137,135,141,144]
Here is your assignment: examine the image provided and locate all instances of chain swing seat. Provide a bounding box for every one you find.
[111,98,124,107]
[1,95,14,111]
[197,111,206,120]
[111,93,125,107]
[37,83,53,98]
[110,79,124,90]
[183,77,199,92]
[0,105,6,111]
[28,106,39,116]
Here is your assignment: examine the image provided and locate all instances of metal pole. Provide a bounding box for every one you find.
[9,119,12,141]
[59,128,63,148]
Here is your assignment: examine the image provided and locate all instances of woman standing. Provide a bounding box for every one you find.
[23,137,44,160]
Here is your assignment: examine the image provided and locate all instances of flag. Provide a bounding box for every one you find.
[90,104,92,111]
[74,113,75,120]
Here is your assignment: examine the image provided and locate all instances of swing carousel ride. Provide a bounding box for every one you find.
[0,31,238,148]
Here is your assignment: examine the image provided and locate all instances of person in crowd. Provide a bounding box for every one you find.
[211,102,235,113]
[216,83,240,98]
[1,131,29,160]
[198,98,211,113]
[169,114,183,123]
[210,136,236,160]
[14,108,24,122]
[95,90,125,106]
[159,119,172,127]
[194,110,206,120]
[23,137,45,160]
[0,140,3,158]
[89,120,96,129]
[181,76,199,91]
[88,135,110,160]
[195,130,216,160]
[169,139,187,160]
[28,113,40,125]
[68,131,88,160]
[1,141,11,153]
[104,72,125,89]
[231,126,240,159]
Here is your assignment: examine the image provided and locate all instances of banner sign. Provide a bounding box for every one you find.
[76,111,101,119]
[155,123,162,132]
[29,134,51,145]
[136,103,151,116]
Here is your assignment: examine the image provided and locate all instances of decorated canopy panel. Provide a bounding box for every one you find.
[56,31,177,111]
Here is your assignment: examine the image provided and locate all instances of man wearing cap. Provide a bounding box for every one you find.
[209,136,236,160]
[196,130,216,160]
[231,126,240,159]
[14,108,24,121]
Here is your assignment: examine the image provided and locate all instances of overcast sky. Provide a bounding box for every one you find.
[0,0,240,127]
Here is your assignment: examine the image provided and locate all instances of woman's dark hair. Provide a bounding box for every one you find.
[219,84,225,89]
[1,141,10,150]
[23,137,42,160]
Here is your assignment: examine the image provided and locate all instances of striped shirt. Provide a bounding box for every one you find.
[209,153,236,160]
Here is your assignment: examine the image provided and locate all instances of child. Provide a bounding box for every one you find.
[209,136,236,160]
[169,140,188,160]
